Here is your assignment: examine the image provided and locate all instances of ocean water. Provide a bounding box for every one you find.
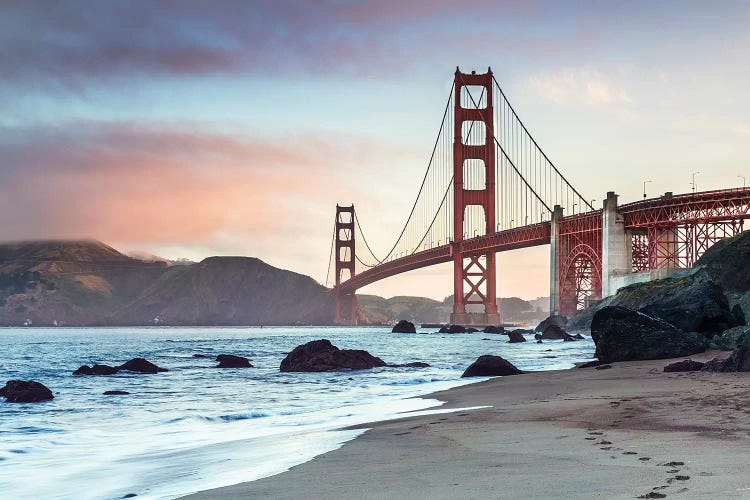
[0,326,595,499]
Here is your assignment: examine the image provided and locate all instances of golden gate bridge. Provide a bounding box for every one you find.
[326,68,750,325]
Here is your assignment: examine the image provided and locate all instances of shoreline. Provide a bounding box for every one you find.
[183,351,750,499]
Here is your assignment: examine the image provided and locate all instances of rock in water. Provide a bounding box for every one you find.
[507,330,527,343]
[216,354,252,368]
[541,325,570,340]
[591,306,707,363]
[448,325,467,333]
[0,380,54,403]
[483,325,505,334]
[280,339,386,372]
[118,358,168,374]
[663,360,705,372]
[103,390,130,396]
[535,314,568,332]
[389,362,431,368]
[73,364,119,376]
[461,355,524,377]
[391,320,416,333]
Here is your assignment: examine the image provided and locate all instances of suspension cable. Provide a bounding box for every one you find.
[492,75,593,211]
[353,82,455,264]
[324,221,336,287]
[459,75,552,214]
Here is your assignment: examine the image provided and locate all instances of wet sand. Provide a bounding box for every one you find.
[184,352,750,499]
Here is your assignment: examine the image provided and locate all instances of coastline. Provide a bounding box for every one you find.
[184,351,750,499]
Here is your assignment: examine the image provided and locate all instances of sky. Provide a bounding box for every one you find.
[2,1,749,301]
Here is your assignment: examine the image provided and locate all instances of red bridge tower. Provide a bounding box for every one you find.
[334,204,357,325]
[451,68,500,325]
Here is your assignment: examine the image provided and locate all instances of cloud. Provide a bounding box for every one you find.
[0,0,545,92]
[0,121,383,260]
[528,70,634,108]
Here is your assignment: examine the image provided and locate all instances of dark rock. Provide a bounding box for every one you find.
[541,325,570,340]
[534,333,543,340]
[118,358,168,374]
[695,230,750,293]
[392,320,416,333]
[483,325,505,334]
[572,333,585,340]
[591,306,707,363]
[461,355,524,377]
[595,364,612,370]
[465,327,479,333]
[0,380,54,403]
[215,354,252,368]
[702,335,750,372]
[192,354,208,358]
[507,330,527,343]
[279,339,386,372]
[389,362,431,368]
[535,314,568,332]
[712,326,750,350]
[602,270,737,335]
[448,325,467,334]
[663,360,705,372]
[536,339,543,343]
[563,334,576,342]
[512,328,534,335]
[103,390,130,395]
[578,360,603,368]
[122,494,138,499]
[73,364,119,376]
[732,304,746,325]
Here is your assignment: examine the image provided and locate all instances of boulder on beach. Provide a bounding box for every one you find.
[73,364,119,376]
[591,306,707,363]
[663,360,705,372]
[702,336,750,372]
[0,380,54,403]
[535,314,568,332]
[391,320,416,333]
[280,339,386,372]
[507,330,526,343]
[216,354,252,368]
[710,326,750,351]
[695,230,750,293]
[118,358,168,374]
[461,355,524,377]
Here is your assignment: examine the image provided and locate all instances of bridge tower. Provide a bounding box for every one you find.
[451,68,501,326]
[334,204,357,325]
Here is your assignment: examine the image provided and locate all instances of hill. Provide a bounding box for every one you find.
[112,257,334,326]
[0,240,334,326]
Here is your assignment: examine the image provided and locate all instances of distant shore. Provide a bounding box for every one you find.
[184,351,750,499]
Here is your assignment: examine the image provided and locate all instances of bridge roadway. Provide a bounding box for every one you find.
[336,187,750,295]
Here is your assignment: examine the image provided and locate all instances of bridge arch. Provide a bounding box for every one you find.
[559,243,602,317]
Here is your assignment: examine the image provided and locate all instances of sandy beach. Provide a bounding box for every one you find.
[185,351,750,499]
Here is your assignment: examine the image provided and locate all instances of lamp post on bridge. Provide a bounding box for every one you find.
[740,175,747,188]
[643,180,651,199]
[691,171,700,193]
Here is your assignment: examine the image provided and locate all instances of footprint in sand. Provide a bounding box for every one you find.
[585,437,596,440]
[393,432,411,436]
[623,451,638,455]
[588,431,604,435]
[639,457,651,461]
[597,440,612,445]
[659,461,685,467]
[638,491,666,498]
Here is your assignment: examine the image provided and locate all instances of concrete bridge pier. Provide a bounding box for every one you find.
[549,205,564,315]
[601,191,630,297]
